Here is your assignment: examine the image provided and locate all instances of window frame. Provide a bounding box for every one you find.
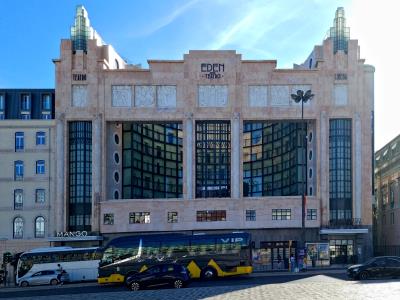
[36,131,46,145]
[14,160,24,180]
[13,217,24,239]
[15,132,24,151]
[35,216,45,238]
[36,160,46,174]
[14,189,23,210]
[35,189,45,203]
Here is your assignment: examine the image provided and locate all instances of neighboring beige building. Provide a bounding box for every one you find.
[0,90,56,258]
[374,134,400,255]
[52,6,374,266]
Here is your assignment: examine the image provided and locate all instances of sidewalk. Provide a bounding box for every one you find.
[251,264,348,277]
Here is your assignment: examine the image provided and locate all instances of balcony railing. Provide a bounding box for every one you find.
[322,218,362,229]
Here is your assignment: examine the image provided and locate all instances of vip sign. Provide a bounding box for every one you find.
[200,63,225,79]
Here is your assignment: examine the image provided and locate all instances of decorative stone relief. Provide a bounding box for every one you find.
[270,85,289,106]
[112,85,132,107]
[157,85,176,108]
[249,85,268,107]
[334,84,348,106]
[72,85,87,107]
[135,86,155,107]
[198,85,228,107]
[291,85,312,106]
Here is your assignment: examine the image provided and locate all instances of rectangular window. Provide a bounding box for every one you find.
[36,160,45,174]
[103,213,114,225]
[329,119,352,222]
[243,122,307,197]
[69,121,92,231]
[272,209,291,220]
[122,122,183,199]
[307,209,317,220]
[35,189,45,203]
[129,212,150,224]
[14,189,23,210]
[167,211,178,223]
[21,94,31,111]
[391,212,395,225]
[15,132,24,151]
[196,210,226,222]
[246,210,256,221]
[14,161,24,180]
[196,121,231,198]
[36,132,46,145]
[41,94,51,110]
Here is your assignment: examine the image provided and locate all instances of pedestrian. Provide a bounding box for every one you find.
[290,254,295,272]
[277,254,282,270]
[57,264,64,285]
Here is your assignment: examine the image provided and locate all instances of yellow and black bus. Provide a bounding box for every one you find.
[98,232,252,284]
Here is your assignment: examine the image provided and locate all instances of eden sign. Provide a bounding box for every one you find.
[200,63,224,79]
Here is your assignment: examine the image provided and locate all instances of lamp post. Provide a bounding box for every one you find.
[290,90,314,251]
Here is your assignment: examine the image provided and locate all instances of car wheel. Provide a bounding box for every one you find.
[124,272,138,285]
[20,281,29,287]
[173,279,183,289]
[50,279,59,285]
[130,281,140,291]
[201,267,217,280]
[359,271,369,280]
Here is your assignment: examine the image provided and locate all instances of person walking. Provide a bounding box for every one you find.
[290,254,296,272]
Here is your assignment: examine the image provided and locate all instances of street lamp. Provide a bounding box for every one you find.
[290,90,314,250]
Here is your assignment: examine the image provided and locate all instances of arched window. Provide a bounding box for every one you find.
[35,216,45,238]
[13,217,23,239]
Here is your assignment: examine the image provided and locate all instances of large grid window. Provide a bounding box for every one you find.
[68,121,92,231]
[272,209,291,220]
[329,119,352,221]
[243,122,307,197]
[196,210,226,222]
[196,121,231,198]
[123,123,183,199]
[129,212,150,224]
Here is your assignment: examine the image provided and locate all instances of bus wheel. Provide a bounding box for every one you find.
[50,279,59,285]
[173,279,183,289]
[130,281,140,291]
[201,267,217,280]
[20,281,29,287]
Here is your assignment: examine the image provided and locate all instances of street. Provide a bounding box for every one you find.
[1,272,400,300]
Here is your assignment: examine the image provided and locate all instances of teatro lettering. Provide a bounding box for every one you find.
[200,63,224,79]
[56,231,88,237]
[72,73,87,81]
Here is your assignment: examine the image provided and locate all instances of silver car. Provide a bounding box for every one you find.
[19,270,69,287]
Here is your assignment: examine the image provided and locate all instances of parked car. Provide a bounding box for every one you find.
[125,264,191,291]
[347,256,400,280]
[19,270,70,287]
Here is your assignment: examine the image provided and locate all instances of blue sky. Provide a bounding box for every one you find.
[0,0,398,149]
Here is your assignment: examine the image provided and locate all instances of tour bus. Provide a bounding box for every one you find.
[16,247,102,285]
[98,232,252,284]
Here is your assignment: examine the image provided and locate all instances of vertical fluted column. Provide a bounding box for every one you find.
[56,118,65,232]
[91,116,102,232]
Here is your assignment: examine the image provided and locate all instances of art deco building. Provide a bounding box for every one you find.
[374,134,400,255]
[53,6,374,266]
[0,89,55,257]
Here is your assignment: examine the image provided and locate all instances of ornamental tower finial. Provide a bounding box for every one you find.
[328,7,350,54]
[70,5,94,52]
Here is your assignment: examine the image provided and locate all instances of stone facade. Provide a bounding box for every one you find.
[0,118,56,257]
[374,134,400,252]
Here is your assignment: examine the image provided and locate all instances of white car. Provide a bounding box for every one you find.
[19,270,69,287]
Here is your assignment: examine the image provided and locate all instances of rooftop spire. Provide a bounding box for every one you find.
[328,7,350,54]
[70,5,94,52]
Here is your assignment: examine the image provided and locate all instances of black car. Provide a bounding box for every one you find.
[347,256,400,280]
[125,264,191,291]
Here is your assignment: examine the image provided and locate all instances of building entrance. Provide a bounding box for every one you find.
[260,241,297,270]
[329,239,354,264]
